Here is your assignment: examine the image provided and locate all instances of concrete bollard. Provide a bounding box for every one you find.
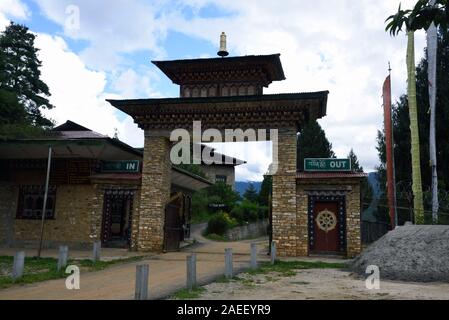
[186,254,197,291]
[135,264,150,300]
[270,241,276,265]
[12,251,25,280]
[250,243,258,269]
[92,241,101,262]
[57,246,69,271]
[225,248,233,279]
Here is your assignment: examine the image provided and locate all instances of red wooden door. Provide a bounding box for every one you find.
[311,202,340,254]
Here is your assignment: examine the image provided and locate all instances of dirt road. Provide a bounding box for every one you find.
[0,225,268,300]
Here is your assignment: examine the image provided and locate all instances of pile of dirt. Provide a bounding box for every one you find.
[351,225,449,282]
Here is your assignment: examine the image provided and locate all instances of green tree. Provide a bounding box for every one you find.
[0,22,54,128]
[348,149,373,210]
[243,183,259,203]
[258,174,272,207]
[297,120,335,171]
[348,149,362,172]
[0,88,25,124]
[205,182,240,209]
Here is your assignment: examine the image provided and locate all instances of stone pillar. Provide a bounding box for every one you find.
[90,184,103,244]
[138,134,171,252]
[271,127,298,257]
[346,182,362,258]
[296,187,309,256]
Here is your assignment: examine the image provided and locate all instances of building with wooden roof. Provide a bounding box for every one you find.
[0,120,214,250]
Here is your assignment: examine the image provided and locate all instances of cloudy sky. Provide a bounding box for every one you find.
[0,0,427,181]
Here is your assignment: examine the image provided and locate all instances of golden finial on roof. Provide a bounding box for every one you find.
[217,32,229,57]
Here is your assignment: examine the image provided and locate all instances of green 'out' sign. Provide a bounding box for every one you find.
[102,160,140,173]
[304,158,351,172]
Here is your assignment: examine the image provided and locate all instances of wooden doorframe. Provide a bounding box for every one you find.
[307,194,347,254]
[101,188,136,247]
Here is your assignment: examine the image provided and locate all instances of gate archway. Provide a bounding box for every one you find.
[108,53,329,257]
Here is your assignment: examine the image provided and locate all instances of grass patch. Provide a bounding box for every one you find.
[204,233,229,242]
[191,211,213,225]
[171,287,206,300]
[76,255,145,272]
[247,260,347,277]
[0,255,147,290]
[234,276,255,287]
[264,275,281,282]
[214,275,233,283]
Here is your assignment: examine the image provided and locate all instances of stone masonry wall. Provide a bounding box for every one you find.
[138,134,172,252]
[0,184,18,247]
[295,186,309,256]
[346,183,362,257]
[271,127,298,257]
[12,185,94,248]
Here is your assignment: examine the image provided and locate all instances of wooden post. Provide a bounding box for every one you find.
[12,251,25,280]
[225,248,233,279]
[37,146,52,258]
[250,243,258,269]
[186,254,197,290]
[135,264,149,300]
[92,241,101,262]
[271,241,276,265]
[57,246,68,271]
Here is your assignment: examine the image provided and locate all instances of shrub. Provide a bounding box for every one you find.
[191,183,241,224]
[230,200,261,224]
[258,206,269,220]
[205,212,238,236]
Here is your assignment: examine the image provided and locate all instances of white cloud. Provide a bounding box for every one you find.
[207,142,272,182]
[166,0,427,175]
[111,68,162,99]
[35,33,144,147]
[33,0,171,70]
[23,0,430,180]
[0,0,29,30]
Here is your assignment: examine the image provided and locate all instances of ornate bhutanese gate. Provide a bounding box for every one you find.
[108,54,330,257]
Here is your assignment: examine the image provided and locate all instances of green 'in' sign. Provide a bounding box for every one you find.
[304,158,351,172]
[102,160,140,173]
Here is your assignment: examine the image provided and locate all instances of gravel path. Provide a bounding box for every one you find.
[194,268,449,300]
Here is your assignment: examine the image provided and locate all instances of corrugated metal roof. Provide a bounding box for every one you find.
[55,131,108,139]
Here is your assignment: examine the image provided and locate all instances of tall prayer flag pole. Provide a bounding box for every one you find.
[383,70,397,228]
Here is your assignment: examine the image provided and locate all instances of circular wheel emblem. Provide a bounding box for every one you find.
[316,210,337,233]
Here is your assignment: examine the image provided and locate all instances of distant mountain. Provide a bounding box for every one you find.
[362,171,381,222]
[235,181,262,197]
[368,172,381,199]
